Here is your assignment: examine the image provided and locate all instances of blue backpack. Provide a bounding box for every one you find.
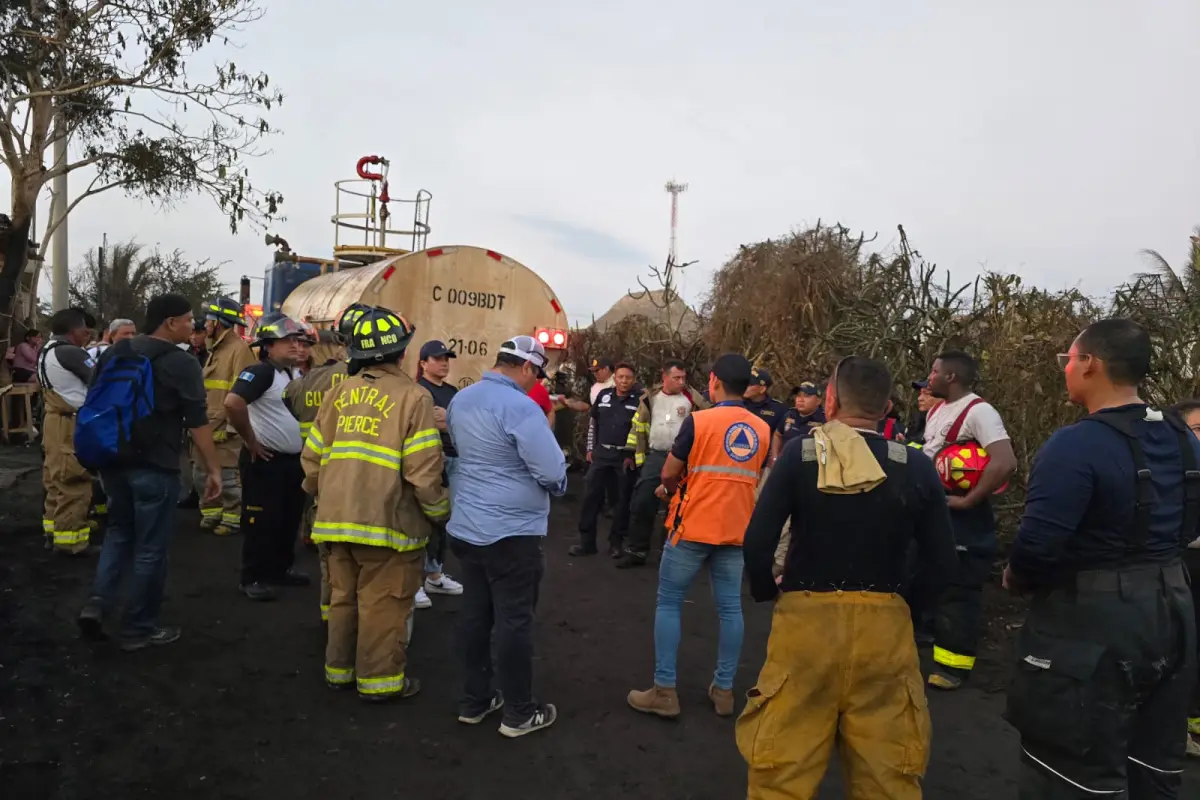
[75,340,167,470]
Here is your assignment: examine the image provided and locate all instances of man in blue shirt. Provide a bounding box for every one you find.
[445,334,567,739]
[1006,319,1199,799]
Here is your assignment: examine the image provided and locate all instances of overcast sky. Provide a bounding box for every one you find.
[12,0,1200,326]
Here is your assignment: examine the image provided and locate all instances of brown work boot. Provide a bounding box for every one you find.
[627,685,680,719]
[708,684,735,717]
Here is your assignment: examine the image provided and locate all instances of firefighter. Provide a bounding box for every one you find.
[570,362,643,558]
[738,356,957,798]
[283,303,367,622]
[225,313,314,601]
[1006,320,1199,798]
[922,349,1017,690]
[619,360,710,568]
[628,353,769,718]
[302,307,449,701]
[37,308,97,554]
[194,296,257,535]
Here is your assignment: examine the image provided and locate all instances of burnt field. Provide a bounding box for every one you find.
[1,449,1197,799]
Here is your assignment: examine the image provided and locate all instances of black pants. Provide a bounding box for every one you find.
[239,449,305,585]
[1187,548,1200,724]
[577,450,638,550]
[450,534,545,726]
[932,504,996,679]
[1008,561,1196,799]
[626,449,669,557]
[932,549,992,679]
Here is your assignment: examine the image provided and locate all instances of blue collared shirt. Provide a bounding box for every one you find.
[445,371,568,545]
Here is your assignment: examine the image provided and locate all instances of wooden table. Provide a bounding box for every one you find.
[1,383,40,443]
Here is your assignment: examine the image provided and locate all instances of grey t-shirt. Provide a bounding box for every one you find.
[96,335,208,472]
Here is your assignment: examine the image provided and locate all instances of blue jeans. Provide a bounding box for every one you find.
[654,540,745,690]
[91,468,181,638]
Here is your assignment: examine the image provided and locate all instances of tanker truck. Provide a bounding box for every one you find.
[268,155,570,385]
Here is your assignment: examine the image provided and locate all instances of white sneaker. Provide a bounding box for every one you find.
[414,587,432,609]
[426,574,464,595]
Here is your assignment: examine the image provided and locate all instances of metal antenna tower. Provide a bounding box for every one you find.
[664,180,688,266]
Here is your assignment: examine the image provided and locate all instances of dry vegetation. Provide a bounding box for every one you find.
[565,222,1200,537]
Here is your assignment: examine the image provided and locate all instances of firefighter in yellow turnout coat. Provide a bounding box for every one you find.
[283,304,367,622]
[194,297,256,534]
[301,307,449,701]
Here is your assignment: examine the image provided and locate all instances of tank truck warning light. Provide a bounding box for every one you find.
[535,327,568,350]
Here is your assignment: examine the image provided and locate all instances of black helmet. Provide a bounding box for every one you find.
[347,306,416,362]
[253,312,310,345]
[204,296,245,327]
[337,302,375,339]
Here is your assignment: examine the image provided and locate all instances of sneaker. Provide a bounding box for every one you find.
[608,546,624,559]
[498,703,557,738]
[627,685,681,719]
[77,597,108,642]
[927,671,963,691]
[120,625,182,652]
[458,691,505,724]
[425,574,463,595]
[213,524,239,537]
[240,582,277,601]
[274,568,311,587]
[414,587,432,609]
[616,552,647,569]
[567,544,598,557]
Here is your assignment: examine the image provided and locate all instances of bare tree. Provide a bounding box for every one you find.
[0,0,284,359]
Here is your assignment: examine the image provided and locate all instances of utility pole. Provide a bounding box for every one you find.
[50,110,69,311]
[664,180,688,267]
[97,233,108,320]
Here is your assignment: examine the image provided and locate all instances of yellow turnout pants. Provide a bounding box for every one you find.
[737,591,931,799]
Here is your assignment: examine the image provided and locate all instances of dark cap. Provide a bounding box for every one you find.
[795,381,821,396]
[750,367,773,387]
[711,353,753,385]
[589,357,614,372]
[911,379,929,390]
[419,340,456,360]
[193,319,207,332]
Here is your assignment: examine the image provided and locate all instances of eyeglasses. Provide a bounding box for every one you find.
[1056,352,1093,371]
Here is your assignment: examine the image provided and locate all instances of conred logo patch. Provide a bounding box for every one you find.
[723,422,760,463]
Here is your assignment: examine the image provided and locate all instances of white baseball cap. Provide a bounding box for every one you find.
[498,335,548,378]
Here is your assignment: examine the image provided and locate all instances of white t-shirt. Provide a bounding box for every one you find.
[648,391,694,451]
[589,377,615,405]
[922,392,1009,461]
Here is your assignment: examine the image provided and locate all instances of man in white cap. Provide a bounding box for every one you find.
[445,334,567,738]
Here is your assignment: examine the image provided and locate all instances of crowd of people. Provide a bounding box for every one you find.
[11,291,1200,797]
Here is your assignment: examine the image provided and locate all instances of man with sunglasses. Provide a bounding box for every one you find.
[1005,320,1199,798]
[922,349,1018,691]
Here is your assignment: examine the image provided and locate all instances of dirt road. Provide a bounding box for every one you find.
[1,453,1196,798]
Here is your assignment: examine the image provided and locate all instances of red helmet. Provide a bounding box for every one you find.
[935,441,991,494]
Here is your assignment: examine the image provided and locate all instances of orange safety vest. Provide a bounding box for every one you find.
[665,404,770,547]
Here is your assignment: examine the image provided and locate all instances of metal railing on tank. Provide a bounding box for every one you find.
[331,154,432,268]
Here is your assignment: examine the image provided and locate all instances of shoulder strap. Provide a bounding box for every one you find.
[37,341,65,391]
[1163,411,1200,547]
[945,397,985,443]
[1084,408,1153,549]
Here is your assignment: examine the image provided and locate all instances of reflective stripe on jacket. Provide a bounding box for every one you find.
[625,385,710,466]
[284,361,349,438]
[203,327,256,435]
[301,362,449,553]
[665,404,770,546]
